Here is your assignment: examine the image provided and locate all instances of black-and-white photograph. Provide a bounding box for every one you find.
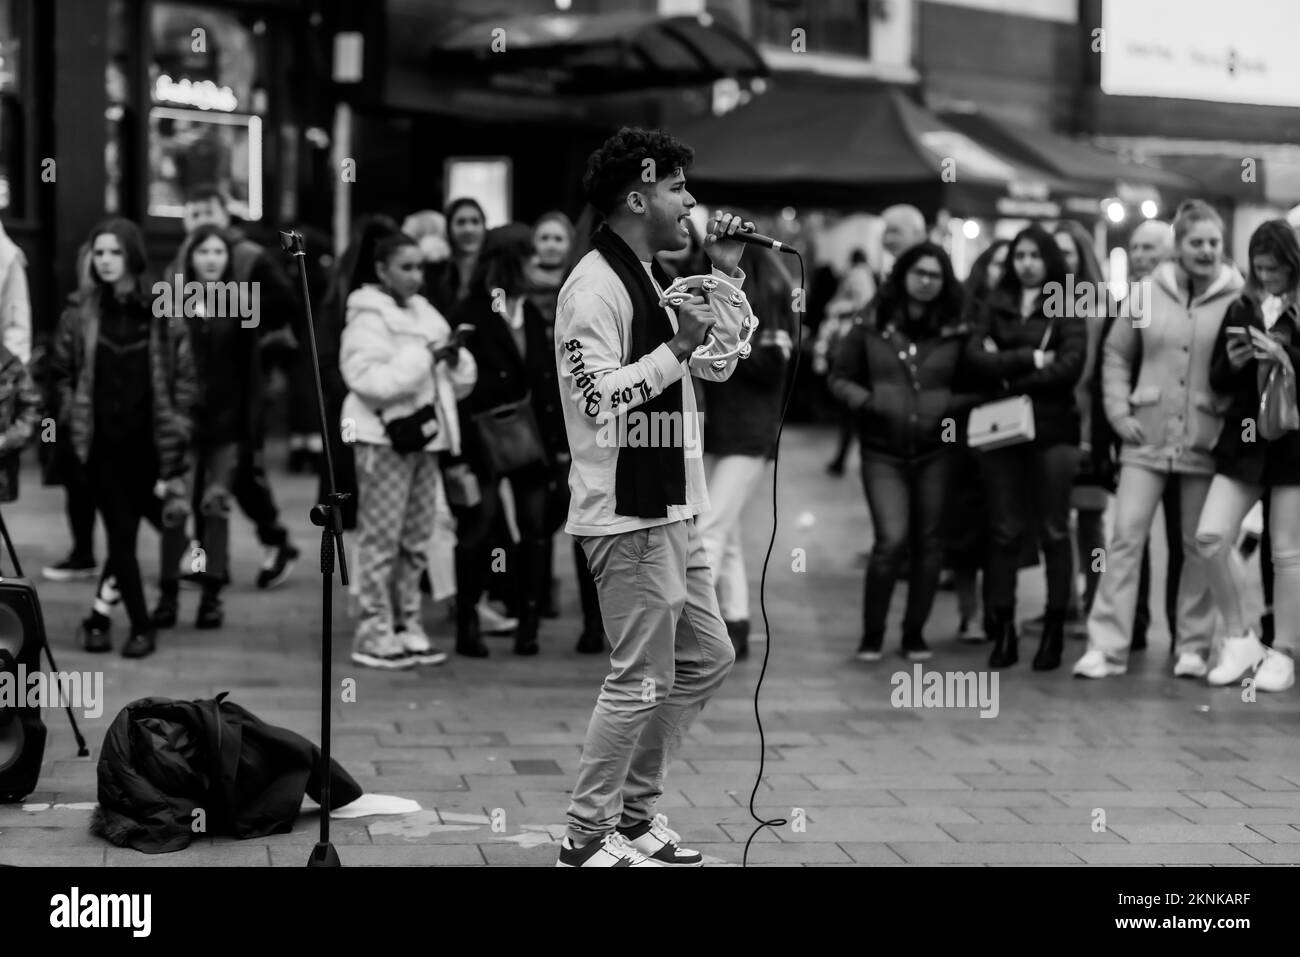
[0,0,1297,930]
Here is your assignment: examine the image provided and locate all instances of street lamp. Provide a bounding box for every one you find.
[1105,200,1126,224]
[1141,200,1158,219]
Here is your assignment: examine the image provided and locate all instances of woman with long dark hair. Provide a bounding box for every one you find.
[447,225,569,657]
[1193,219,1300,693]
[964,224,1086,670]
[51,217,197,658]
[151,223,261,630]
[830,242,979,661]
[428,198,487,316]
[1074,200,1244,680]
[341,232,477,669]
[1054,220,1108,624]
[700,241,797,659]
[942,238,1011,641]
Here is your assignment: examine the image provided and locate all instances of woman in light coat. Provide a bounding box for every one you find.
[341,232,477,669]
[1075,200,1244,680]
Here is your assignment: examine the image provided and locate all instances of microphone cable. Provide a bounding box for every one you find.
[742,248,805,866]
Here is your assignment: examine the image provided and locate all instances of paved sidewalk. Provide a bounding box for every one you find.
[1,426,1297,866]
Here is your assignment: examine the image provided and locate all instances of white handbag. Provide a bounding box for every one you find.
[968,394,1035,450]
[967,319,1054,451]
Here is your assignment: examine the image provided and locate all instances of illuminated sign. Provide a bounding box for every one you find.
[1101,0,1300,108]
[153,73,238,112]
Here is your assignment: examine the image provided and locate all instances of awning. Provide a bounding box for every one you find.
[936,109,1203,213]
[671,75,1084,217]
[428,11,768,96]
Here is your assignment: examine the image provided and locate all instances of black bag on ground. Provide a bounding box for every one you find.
[91,692,362,854]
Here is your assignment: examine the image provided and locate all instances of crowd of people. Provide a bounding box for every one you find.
[0,172,1295,698]
[0,178,794,672]
[822,201,1299,693]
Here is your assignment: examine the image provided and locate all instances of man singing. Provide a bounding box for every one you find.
[555,128,748,867]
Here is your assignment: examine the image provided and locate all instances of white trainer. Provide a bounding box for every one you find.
[1208,631,1267,686]
[1255,649,1296,693]
[477,601,519,635]
[1072,648,1127,678]
[555,832,664,867]
[1173,652,1208,679]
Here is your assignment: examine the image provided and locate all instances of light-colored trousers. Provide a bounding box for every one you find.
[1086,465,1227,662]
[1196,476,1300,654]
[566,519,735,843]
[699,453,769,622]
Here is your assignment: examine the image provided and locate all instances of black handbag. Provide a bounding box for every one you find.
[471,393,548,474]
[381,404,440,453]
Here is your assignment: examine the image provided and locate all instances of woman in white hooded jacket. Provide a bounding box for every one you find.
[341,233,477,668]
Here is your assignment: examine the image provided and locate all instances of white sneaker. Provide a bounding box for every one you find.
[1173,652,1208,679]
[477,601,518,635]
[1208,631,1267,686]
[399,624,448,666]
[624,814,703,867]
[1255,649,1296,693]
[855,649,883,662]
[555,832,664,867]
[1072,648,1127,678]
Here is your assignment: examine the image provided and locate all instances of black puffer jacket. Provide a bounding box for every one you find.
[92,693,362,854]
[963,289,1087,448]
[829,304,982,459]
[1209,293,1300,485]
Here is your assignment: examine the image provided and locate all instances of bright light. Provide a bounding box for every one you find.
[781,206,797,221]
[962,219,980,240]
[1140,200,1158,219]
[555,0,572,9]
[1109,246,1128,300]
[1105,200,1126,224]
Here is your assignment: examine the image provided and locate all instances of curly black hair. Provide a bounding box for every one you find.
[582,127,694,217]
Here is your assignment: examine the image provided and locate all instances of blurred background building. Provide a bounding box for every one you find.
[9,0,1300,336]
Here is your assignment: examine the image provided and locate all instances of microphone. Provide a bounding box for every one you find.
[734,222,799,256]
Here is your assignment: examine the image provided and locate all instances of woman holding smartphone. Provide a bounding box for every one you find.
[1192,220,1300,692]
[1074,200,1244,680]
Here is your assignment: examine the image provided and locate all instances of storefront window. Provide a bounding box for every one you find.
[0,0,24,216]
[752,0,871,58]
[147,2,265,220]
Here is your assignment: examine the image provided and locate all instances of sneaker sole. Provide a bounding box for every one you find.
[412,652,448,666]
[42,568,98,582]
[350,652,418,670]
[1207,662,1266,686]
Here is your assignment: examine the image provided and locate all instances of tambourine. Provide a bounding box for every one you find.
[657,273,759,371]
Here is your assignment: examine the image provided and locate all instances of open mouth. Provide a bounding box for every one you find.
[677,214,690,235]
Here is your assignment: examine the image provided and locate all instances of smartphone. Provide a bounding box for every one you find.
[1225,326,1250,338]
[452,323,476,346]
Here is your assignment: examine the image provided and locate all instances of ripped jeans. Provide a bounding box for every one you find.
[1195,476,1300,654]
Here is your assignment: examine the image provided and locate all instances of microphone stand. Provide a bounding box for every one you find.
[280,230,348,867]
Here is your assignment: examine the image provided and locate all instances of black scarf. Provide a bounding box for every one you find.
[591,223,686,517]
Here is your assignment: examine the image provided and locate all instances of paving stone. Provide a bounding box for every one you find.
[1067,844,1260,864]
[889,843,1082,864]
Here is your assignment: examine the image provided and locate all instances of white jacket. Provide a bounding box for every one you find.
[340,285,476,454]
[555,250,746,537]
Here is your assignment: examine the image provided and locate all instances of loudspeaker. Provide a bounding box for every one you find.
[0,577,48,802]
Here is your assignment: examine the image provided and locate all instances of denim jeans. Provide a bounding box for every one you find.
[979,442,1079,614]
[858,449,951,646]
[567,519,735,844]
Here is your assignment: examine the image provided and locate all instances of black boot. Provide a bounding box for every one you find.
[196,582,225,629]
[726,620,750,660]
[150,583,179,629]
[121,629,157,659]
[576,618,605,654]
[988,608,1019,668]
[454,544,490,657]
[514,608,540,656]
[1032,609,1064,671]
